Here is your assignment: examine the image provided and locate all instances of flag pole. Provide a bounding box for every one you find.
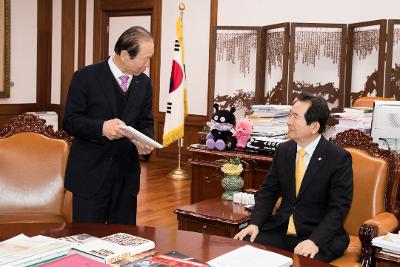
[168,3,190,181]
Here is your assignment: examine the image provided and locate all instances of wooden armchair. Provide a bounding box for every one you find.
[0,114,73,223]
[330,129,400,267]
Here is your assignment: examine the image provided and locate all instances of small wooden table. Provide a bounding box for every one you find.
[174,198,251,238]
[375,249,400,267]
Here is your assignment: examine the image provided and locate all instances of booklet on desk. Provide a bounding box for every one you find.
[207,245,292,267]
[0,234,71,266]
[70,233,155,264]
[39,253,109,266]
[119,125,163,149]
[130,251,209,267]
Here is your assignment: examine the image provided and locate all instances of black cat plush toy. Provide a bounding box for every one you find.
[206,103,236,150]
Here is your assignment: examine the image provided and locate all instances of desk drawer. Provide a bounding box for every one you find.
[179,216,229,237]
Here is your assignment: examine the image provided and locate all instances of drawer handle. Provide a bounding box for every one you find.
[199,225,207,233]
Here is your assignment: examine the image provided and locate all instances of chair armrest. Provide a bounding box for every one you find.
[363,212,399,236]
[63,190,73,223]
[358,212,399,267]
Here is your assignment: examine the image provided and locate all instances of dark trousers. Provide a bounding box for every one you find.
[246,224,338,263]
[72,160,138,225]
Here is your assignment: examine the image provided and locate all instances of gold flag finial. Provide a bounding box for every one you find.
[178,3,185,12]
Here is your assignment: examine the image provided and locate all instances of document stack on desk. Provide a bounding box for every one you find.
[333,107,373,135]
[207,245,292,267]
[0,234,72,266]
[248,105,290,138]
[372,232,400,258]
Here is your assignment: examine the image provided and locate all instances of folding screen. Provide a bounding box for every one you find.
[346,20,386,106]
[288,23,347,112]
[262,23,289,105]
[209,26,262,119]
[385,20,400,99]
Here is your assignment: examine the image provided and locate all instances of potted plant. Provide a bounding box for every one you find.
[215,157,248,200]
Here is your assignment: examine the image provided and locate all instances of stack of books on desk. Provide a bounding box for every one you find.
[61,233,156,264]
[372,232,400,257]
[0,234,72,266]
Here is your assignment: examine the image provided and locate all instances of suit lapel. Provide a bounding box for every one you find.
[297,137,328,199]
[98,61,117,117]
[286,142,297,201]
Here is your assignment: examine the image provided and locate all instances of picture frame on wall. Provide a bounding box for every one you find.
[208,26,263,119]
[384,19,400,99]
[262,23,290,105]
[345,19,387,106]
[0,0,10,98]
[288,23,347,112]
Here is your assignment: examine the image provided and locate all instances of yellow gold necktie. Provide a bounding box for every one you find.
[287,148,306,236]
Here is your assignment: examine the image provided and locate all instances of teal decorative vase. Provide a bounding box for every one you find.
[221,173,244,200]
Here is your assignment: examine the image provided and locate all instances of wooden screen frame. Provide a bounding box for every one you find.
[288,23,347,111]
[345,19,387,107]
[261,22,290,105]
[0,0,10,98]
[384,19,400,99]
[207,26,263,117]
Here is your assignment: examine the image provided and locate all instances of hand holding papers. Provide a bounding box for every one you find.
[119,125,163,150]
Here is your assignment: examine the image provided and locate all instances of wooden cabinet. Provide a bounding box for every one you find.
[175,198,251,238]
[188,145,273,203]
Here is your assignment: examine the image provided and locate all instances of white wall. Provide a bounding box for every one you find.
[0,0,37,104]
[3,0,399,109]
[218,0,400,25]
[160,0,211,116]
[51,0,62,105]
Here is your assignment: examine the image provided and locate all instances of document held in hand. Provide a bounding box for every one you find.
[119,125,163,149]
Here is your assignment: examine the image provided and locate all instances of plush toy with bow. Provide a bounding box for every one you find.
[206,104,236,150]
[233,119,252,151]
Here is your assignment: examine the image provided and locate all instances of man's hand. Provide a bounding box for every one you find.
[129,138,154,155]
[102,119,126,140]
[294,239,319,258]
[233,224,259,242]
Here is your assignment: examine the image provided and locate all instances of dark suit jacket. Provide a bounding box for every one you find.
[250,136,353,257]
[62,59,154,198]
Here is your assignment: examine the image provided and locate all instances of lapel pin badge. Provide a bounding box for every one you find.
[318,157,322,161]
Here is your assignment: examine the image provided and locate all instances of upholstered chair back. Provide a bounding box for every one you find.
[343,147,388,236]
[352,96,396,108]
[330,129,399,267]
[0,114,72,223]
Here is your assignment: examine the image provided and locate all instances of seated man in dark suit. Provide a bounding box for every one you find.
[234,93,353,262]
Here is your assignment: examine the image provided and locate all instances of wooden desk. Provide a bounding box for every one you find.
[188,145,273,203]
[375,249,400,267]
[0,223,334,267]
[175,198,251,238]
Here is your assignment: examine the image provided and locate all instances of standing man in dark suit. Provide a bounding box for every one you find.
[63,26,155,225]
[234,93,353,262]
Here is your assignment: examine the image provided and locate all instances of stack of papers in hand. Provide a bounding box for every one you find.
[0,234,72,266]
[372,232,400,255]
[207,245,292,267]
